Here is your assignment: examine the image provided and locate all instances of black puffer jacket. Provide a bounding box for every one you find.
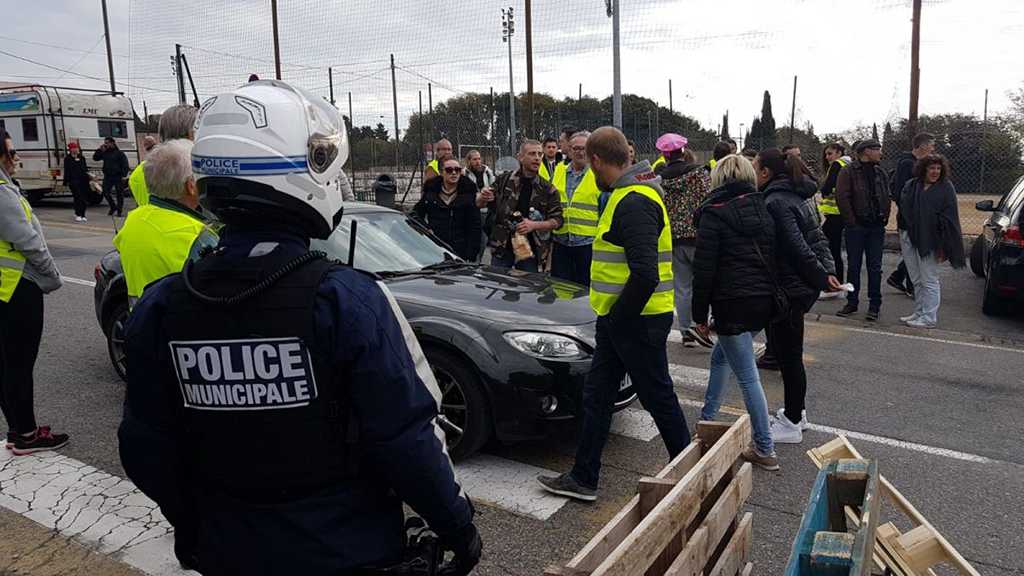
[692,181,776,335]
[413,176,482,261]
[762,175,836,303]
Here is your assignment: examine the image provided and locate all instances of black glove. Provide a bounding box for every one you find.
[441,523,482,576]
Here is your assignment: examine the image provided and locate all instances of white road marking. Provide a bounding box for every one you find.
[455,454,568,520]
[610,407,660,441]
[61,275,96,288]
[676,400,1000,465]
[669,363,709,390]
[809,322,1024,355]
[0,448,188,575]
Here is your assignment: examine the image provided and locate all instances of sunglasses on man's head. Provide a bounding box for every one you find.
[443,167,462,174]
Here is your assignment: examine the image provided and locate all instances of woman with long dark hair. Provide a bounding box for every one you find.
[755,148,841,444]
[897,154,964,328]
[0,131,69,454]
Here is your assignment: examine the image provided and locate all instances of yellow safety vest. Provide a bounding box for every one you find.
[539,161,551,182]
[0,189,31,303]
[651,156,667,171]
[112,201,213,298]
[426,159,440,178]
[590,185,674,317]
[129,162,149,206]
[551,163,601,238]
[708,158,718,171]
[819,157,847,216]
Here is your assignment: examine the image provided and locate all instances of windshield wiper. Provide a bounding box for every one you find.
[421,260,472,272]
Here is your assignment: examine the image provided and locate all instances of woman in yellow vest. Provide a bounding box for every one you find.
[537,127,690,502]
[818,143,850,297]
[0,131,70,455]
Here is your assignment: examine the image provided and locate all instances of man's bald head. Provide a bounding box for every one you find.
[586,127,630,168]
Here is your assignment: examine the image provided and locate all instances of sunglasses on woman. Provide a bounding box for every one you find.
[443,167,462,174]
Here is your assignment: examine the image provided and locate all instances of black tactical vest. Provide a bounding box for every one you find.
[161,246,357,504]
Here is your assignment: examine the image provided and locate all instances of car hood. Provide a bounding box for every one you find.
[385,265,595,327]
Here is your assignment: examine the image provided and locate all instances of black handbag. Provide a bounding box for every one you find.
[751,239,791,323]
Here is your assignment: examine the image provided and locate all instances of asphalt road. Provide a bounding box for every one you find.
[4,198,1023,575]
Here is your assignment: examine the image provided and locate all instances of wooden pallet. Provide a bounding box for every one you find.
[784,459,881,576]
[807,436,980,576]
[545,416,754,576]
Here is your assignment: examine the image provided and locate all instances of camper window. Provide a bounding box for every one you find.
[98,120,127,140]
[22,118,38,142]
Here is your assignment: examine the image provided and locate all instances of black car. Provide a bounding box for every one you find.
[94,203,635,459]
[970,175,1024,316]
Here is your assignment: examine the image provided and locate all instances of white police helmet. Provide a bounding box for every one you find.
[192,80,349,239]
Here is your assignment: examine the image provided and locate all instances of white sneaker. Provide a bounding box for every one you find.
[776,408,809,430]
[900,313,919,323]
[74,216,84,222]
[906,318,936,329]
[770,411,804,444]
[80,216,87,222]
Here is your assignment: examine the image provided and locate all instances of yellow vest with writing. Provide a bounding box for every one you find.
[129,162,150,206]
[551,163,601,238]
[0,189,31,302]
[590,185,674,316]
[819,157,847,216]
[113,203,209,298]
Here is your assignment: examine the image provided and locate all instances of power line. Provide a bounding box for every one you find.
[58,35,107,81]
[0,47,178,94]
[0,34,129,59]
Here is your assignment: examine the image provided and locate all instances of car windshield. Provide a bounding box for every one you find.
[312,209,459,274]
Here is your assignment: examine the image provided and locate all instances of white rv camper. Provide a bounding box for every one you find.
[0,84,139,203]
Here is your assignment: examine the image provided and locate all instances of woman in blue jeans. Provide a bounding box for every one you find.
[691,155,779,470]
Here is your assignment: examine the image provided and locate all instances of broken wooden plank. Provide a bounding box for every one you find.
[664,463,753,576]
[590,415,751,576]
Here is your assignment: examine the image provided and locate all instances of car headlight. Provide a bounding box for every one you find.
[503,331,588,360]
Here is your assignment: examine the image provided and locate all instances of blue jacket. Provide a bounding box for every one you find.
[118,229,473,573]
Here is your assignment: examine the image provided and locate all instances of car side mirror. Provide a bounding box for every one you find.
[975,199,995,212]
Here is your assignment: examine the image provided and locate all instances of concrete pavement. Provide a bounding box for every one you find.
[1,198,1020,575]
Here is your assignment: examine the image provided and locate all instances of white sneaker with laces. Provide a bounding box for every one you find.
[906,318,936,329]
[770,411,804,444]
[900,313,920,323]
[775,408,809,430]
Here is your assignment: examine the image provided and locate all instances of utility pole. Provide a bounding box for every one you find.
[608,0,622,128]
[347,92,353,131]
[980,88,988,194]
[669,79,674,115]
[578,83,582,101]
[502,7,517,153]
[328,67,335,105]
[390,54,400,171]
[909,0,922,133]
[428,83,433,138]
[788,75,797,144]
[100,0,116,95]
[525,0,534,138]
[271,0,282,80]
[418,90,425,172]
[175,44,185,105]
[489,86,496,147]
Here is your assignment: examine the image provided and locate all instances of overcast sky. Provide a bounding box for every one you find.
[3,0,1022,139]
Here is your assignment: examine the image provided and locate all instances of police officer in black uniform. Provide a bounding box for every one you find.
[118,80,481,575]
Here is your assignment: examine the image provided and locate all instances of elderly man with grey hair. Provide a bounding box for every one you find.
[129,104,199,207]
[113,139,216,302]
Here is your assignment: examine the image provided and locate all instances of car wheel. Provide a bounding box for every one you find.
[424,348,490,460]
[106,302,130,382]
[969,235,985,278]
[982,274,1009,317]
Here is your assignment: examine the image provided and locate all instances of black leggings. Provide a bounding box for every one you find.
[0,280,43,434]
[769,296,814,425]
[70,181,89,217]
[822,214,845,283]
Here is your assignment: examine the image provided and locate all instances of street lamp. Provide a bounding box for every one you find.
[502,7,516,154]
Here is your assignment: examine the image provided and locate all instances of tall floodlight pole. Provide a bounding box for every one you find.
[101,0,116,94]
[502,7,517,153]
[271,0,282,80]
[607,0,622,128]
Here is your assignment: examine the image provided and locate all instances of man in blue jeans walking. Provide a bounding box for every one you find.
[537,127,690,502]
[835,139,892,321]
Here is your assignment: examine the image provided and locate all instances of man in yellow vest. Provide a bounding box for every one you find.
[538,126,690,502]
[0,131,69,454]
[114,139,216,303]
[539,137,559,182]
[549,131,600,285]
[129,104,198,208]
[424,138,454,183]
